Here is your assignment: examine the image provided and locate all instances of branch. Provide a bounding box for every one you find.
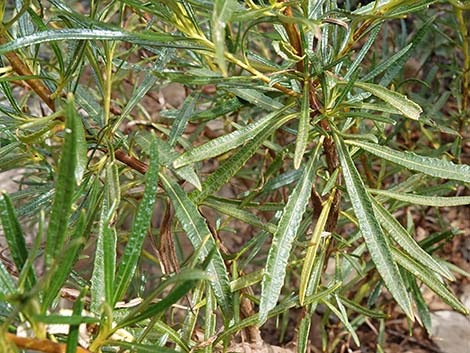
[6,333,92,353]
[1,34,148,175]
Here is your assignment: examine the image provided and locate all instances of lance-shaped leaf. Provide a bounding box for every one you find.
[351,81,422,120]
[299,191,334,304]
[113,138,159,305]
[168,92,200,147]
[0,193,36,289]
[160,172,232,317]
[173,104,294,169]
[369,189,470,207]
[346,140,470,183]
[294,80,310,169]
[91,177,117,313]
[42,212,86,311]
[334,133,414,320]
[0,28,190,56]
[136,132,201,190]
[202,197,277,234]
[0,252,17,296]
[228,87,284,111]
[322,297,360,346]
[71,108,87,185]
[45,94,80,268]
[371,198,453,280]
[212,0,237,76]
[392,248,468,315]
[191,109,295,204]
[259,146,320,325]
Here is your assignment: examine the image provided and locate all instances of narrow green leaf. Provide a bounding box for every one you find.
[352,81,422,120]
[91,180,117,313]
[230,270,263,292]
[117,280,196,328]
[174,105,293,169]
[168,92,200,147]
[346,140,470,183]
[212,0,237,76]
[71,111,87,185]
[322,297,360,346]
[259,145,320,325]
[108,341,181,353]
[408,274,432,335]
[228,87,284,111]
[190,97,243,121]
[299,191,334,304]
[32,314,99,325]
[66,288,88,353]
[372,198,453,280]
[297,313,311,353]
[191,109,295,204]
[370,189,470,207]
[218,284,341,344]
[334,133,414,319]
[0,192,35,288]
[113,137,159,305]
[392,248,468,315]
[345,24,382,80]
[42,212,86,311]
[337,295,387,319]
[202,198,277,234]
[0,29,190,56]
[160,172,232,317]
[294,80,310,169]
[115,48,173,132]
[45,94,78,268]
[379,17,434,86]
[75,85,103,126]
[362,43,413,82]
[136,132,201,190]
[0,259,15,296]
[152,320,190,352]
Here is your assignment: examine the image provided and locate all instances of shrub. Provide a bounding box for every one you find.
[0,1,469,352]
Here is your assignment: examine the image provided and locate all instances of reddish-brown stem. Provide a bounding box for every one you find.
[282,5,305,74]
[279,2,341,232]
[1,34,149,174]
[0,36,55,110]
[5,333,92,353]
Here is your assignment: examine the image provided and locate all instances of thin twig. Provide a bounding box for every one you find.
[1,33,149,174]
[6,333,92,353]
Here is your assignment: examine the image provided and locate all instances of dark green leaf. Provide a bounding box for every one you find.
[113,137,159,305]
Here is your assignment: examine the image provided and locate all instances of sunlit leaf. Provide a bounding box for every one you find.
[335,133,414,319]
[370,189,470,207]
[352,81,422,120]
[259,144,321,325]
[174,104,293,168]
[212,0,237,76]
[299,191,334,304]
[392,248,468,315]
[372,198,453,280]
[346,140,470,183]
[45,94,79,268]
[294,80,310,169]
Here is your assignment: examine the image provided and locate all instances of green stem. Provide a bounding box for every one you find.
[454,6,469,121]
[103,43,116,127]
